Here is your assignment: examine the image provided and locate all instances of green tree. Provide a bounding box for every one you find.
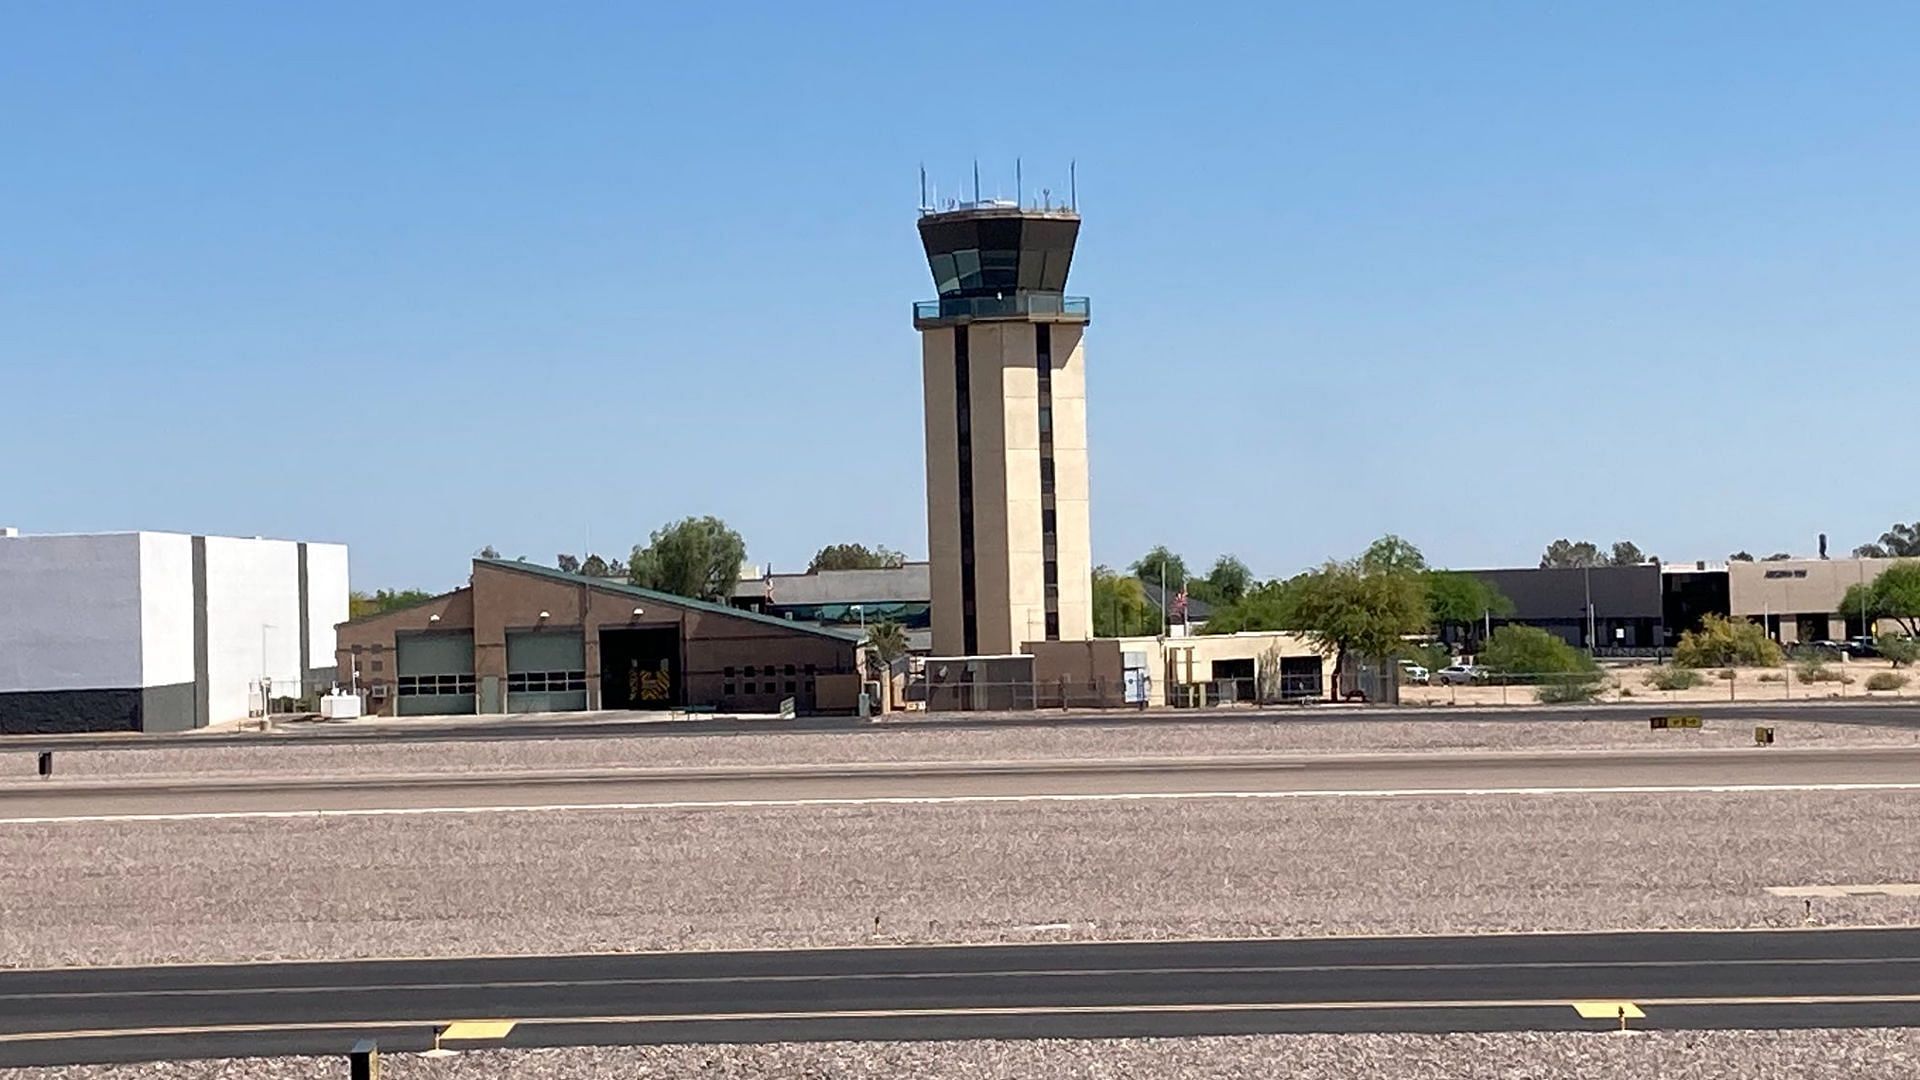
[580,553,610,578]
[1092,566,1160,637]
[1854,522,1920,559]
[1359,534,1428,575]
[1839,561,1920,637]
[1729,551,1754,562]
[348,589,436,620]
[1609,540,1650,566]
[1479,625,1601,681]
[808,543,907,573]
[1764,552,1793,561]
[1202,555,1253,604]
[1672,614,1784,668]
[628,516,747,602]
[1424,571,1514,641]
[555,554,581,573]
[1286,548,1430,700]
[1539,539,1604,569]
[1129,546,1190,590]
[1201,575,1307,634]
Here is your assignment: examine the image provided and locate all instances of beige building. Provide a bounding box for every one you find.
[1027,632,1337,708]
[1728,557,1912,642]
[916,203,1092,655]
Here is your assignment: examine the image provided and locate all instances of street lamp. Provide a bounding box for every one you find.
[853,604,865,636]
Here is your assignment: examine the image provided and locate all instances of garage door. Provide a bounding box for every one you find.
[395,631,477,716]
[506,629,587,713]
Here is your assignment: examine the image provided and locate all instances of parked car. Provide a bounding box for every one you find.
[1434,664,1486,686]
[1846,637,1880,658]
[1399,662,1430,685]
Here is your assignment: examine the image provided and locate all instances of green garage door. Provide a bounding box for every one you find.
[507,629,587,713]
[395,631,477,716]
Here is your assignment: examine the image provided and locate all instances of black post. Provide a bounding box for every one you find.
[37,752,52,779]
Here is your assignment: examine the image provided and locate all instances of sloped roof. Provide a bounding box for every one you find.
[479,559,863,643]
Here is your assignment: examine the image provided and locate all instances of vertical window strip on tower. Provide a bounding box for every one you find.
[1037,324,1060,641]
[955,326,979,654]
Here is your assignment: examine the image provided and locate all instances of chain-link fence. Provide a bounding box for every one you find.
[248,675,353,718]
[903,666,1400,714]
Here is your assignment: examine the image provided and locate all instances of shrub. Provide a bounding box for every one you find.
[1673,615,1783,668]
[1867,672,1910,692]
[1644,667,1704,691]
[1619,687,1634,697]
[1537,677,1605,704]
[1878,635,1919,668]
[1716,668,1736,681]
[1758,672,1784,683]
[1796,659,1851,685]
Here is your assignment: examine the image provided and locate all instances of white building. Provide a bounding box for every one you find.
[0,529,349,733]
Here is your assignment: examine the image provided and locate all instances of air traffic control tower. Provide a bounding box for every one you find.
[915,199,1092,656]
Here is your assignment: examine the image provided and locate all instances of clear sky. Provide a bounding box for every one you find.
[5,3,1916,591]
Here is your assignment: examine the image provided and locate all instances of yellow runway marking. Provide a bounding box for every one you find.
[438,1019,516,1040]
[1572,1001,1644,1019]
[9,994,1920,1045]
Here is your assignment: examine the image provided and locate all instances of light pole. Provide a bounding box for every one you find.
[853,605,865,637]
[259,624,276,719]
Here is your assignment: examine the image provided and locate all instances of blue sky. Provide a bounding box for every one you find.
[4,3,1916,590]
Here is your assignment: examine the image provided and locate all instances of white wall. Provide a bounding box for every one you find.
[137,532,196,689]
[304,542,350,674]
[0,533,145,692]
[202,536,303,723]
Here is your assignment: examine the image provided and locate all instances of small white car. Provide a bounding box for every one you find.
[1399,663,1430,685]
[1434,664,1486,686]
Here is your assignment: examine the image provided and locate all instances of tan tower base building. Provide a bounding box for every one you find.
[914,203,1092,655]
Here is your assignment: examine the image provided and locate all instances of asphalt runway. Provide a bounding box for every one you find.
[2,929,1918,1065]
[5,700,1916,753]
[5,745,1920,819]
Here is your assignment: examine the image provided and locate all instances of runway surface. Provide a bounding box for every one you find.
[5,700,1916,753]
[2,929,1919,1065]
[5,745,1920,820]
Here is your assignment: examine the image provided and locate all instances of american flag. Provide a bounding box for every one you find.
[762,567,775,604]
[1172,586,1189,624]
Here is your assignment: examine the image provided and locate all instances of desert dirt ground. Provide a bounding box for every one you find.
[1401,658,1917,706]
[3,788,1918,968]
[11,1031,1920,1080]
[4,715,1917,786]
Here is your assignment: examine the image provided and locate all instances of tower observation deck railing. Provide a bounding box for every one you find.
[913,293,1090,328]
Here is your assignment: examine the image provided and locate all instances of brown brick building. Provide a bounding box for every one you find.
[335,559,865,717]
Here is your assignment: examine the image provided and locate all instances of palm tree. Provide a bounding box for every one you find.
[865,621,910,710]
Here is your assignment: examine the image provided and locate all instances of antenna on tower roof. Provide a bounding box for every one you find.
[1070,160,1077,211]
[1016,157,1022,209]
[919,163,927,212]
[972,160,980,204]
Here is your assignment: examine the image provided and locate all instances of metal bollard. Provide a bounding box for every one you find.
[349,1039,379,1080]
[37,752,52,779]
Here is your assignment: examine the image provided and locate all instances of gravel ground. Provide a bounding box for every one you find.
[14,1031,1920,1079]
[4,789,1919,968]
[4,716,1915,785]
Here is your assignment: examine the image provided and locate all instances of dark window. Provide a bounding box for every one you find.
[371,659,384,672]
[1036,323,1060,642]
[955,325,979,654]
[724,682,735,694]
[745,665,756,677]
[785,664,796,676]
[805,664,816,676]
[786,680,797,693]
[724,666,735,678]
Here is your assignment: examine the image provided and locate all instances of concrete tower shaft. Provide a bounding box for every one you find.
[914,205,1092,656]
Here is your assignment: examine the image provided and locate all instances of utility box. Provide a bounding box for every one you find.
[1755,726,1775,746]
[349,1039,380,1080]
